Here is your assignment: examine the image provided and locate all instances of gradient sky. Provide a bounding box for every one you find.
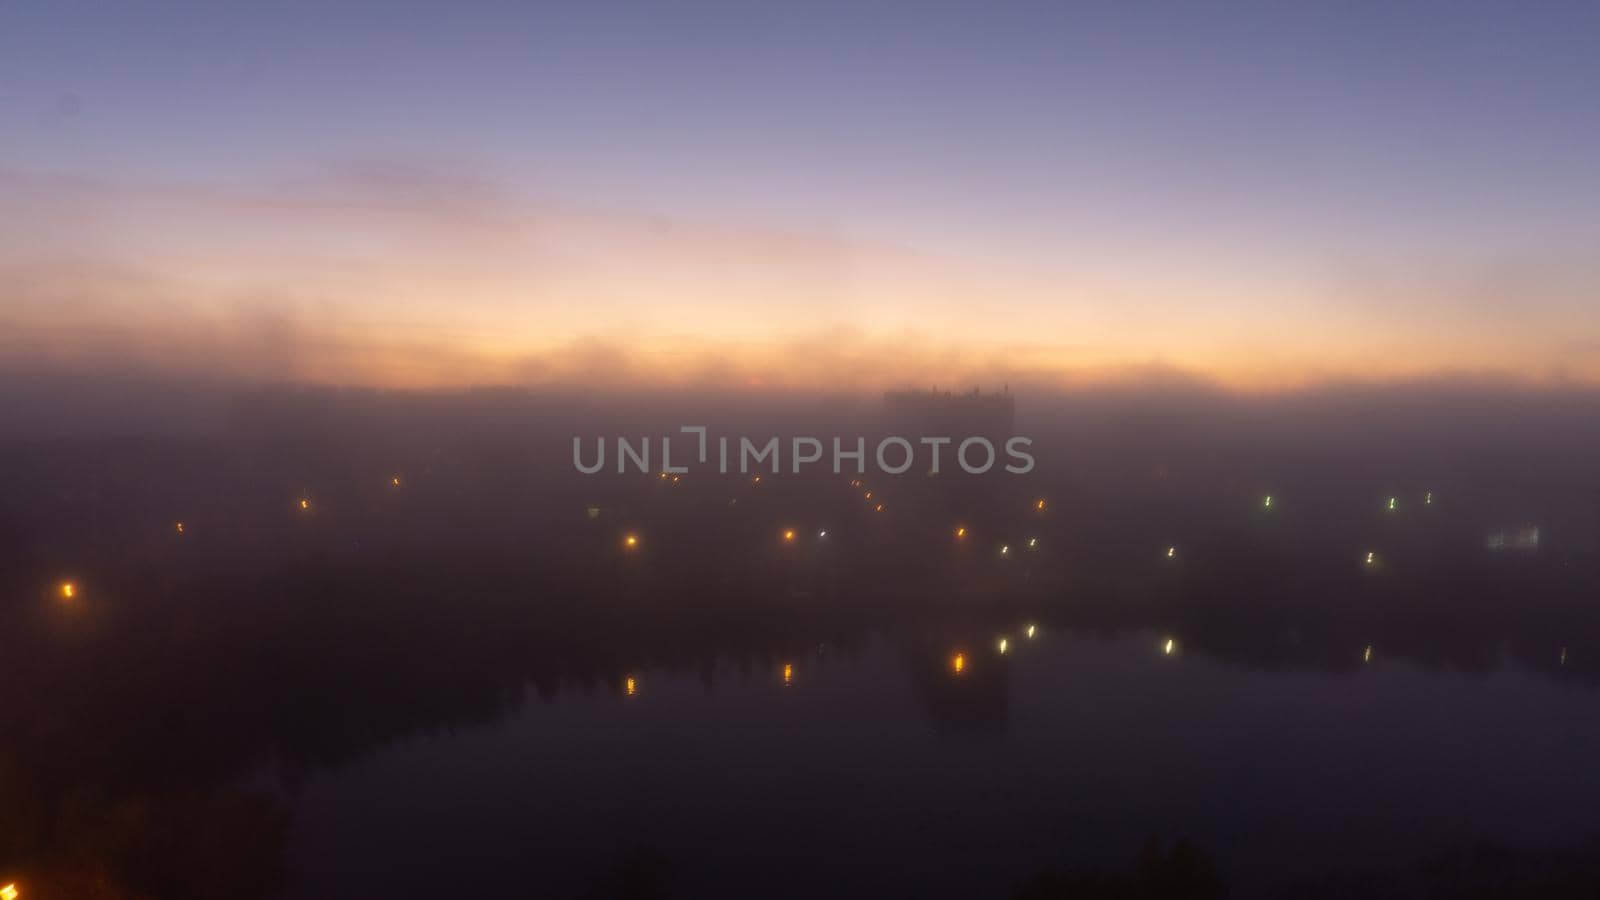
[3,0,1598,390]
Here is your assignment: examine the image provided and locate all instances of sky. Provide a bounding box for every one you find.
[2,0,1598,391]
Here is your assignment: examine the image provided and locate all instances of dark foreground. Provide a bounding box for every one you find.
[4,391,1600,898]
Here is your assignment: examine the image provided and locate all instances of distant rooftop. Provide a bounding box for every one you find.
[883,387,1016,435]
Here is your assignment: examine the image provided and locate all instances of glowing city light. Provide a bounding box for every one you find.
[952,652,966,674]
[783,663,794,684]
[1263,495,1273,509]
[1365,551,1376,566]
[299,498,310,510]
[1166,546,1176,559]
[625,676,637,696]
[782,528,796,543]
[1425,491,1433,505]
[1387,496,1397,511]
[1163,638,1176,655]
[1027,537,1038,549]
[817,529,828,538]
[1000,545,1011,556]
[1560,647,1568,666]
[391,475,401,487]
[864,491,872,499]
[1,882,17,900]
[59,581,75,600]
[1035,499,1047,511]
[955,526,967,539]
[175,521,185,534]
[874,503,884,512]
[1363,645,1373,663]
[623,533,640,550]
[1026,624,1036,639]
[998,637,1009,654]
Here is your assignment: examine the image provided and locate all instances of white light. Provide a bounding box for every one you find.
[817,529,828,538]
[1026,625,1036,639]
[998,638,1008,654]
[1166,546,1176,559]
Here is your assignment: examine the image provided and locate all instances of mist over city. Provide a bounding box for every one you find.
[4,2,1600,898]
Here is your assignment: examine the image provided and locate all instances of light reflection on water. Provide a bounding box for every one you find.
[276,627,1600,900]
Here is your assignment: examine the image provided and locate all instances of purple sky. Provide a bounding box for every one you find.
[3,1,1598,389]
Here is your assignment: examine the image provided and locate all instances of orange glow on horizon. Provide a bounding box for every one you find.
[5,162,1597,395]
[12,309,1596,394]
